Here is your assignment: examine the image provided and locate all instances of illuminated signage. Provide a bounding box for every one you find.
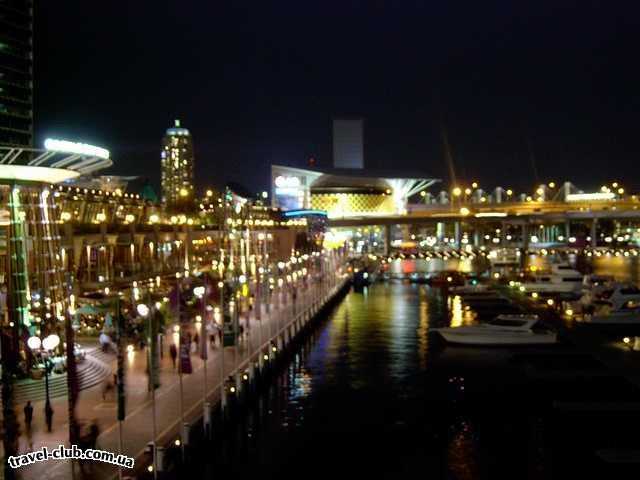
[274,176,301,189]
[274,175,305,210]
[566,192,615,202]
[44,138,110,160]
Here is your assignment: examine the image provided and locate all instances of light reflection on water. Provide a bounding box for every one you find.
[387,257,476,274]
[211,255,640,479]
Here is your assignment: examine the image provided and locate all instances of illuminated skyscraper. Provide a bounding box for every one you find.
[0,0,33,147]
[161,119,195,212]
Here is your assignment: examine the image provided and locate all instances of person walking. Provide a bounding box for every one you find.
[169,342,177,369]
[44,403,54,432]
[24,401,33,432]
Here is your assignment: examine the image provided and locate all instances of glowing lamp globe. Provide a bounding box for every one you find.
[193,286,205,298]
[27,336,41,350]
[42,334,60,351]
[136,304,150,317]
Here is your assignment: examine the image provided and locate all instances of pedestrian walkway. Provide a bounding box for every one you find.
[7,348,113,405]
[10,274,345,480]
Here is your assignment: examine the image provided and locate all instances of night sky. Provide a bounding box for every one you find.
[35,1,640,196]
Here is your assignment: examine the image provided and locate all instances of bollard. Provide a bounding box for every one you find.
[182,422,190,446]
[634,337,640,352]
[203,402,211,438]
[156,446,165,472]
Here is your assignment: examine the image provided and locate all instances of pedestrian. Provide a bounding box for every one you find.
[44,402,53,432]
[102,376,114,400]
[194,331,199,351]
[217,325,223,345]
[169,342,177,369]
[88,420,100,449]
[24,400,33,432]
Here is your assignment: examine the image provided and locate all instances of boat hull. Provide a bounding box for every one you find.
[435,330,557,346]
[520,283,582,294]
[583,313,640,325]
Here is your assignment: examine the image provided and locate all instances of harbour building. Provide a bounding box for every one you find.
[161,119,195,212]
[0,0,33,147]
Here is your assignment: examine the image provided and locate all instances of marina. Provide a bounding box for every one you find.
[3,3,640,479]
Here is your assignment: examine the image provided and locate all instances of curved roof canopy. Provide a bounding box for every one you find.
[0,144,113,183]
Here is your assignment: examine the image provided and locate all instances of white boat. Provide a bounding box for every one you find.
[585,310,640,324]
[576,282,640,312]
[489,248,519,267]
[520,263,584,293]
[582,301,640,325]
[433,314,557,345]
[580,274,615,293]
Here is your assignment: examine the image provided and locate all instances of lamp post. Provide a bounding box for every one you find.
[193,285,210,438]
[28,334,60,429]
[136,302,157,479]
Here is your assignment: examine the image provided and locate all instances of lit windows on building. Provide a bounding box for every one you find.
[161,119,194,212]
[0,0,33,147]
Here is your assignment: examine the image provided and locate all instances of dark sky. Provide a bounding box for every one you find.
[35,1,640,195]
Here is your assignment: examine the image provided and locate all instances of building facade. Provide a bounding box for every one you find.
[161,119,195,212]
[271,164,437,217]
[0,0,33,147]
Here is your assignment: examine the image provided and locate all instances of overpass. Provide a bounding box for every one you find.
[327,198,640,251]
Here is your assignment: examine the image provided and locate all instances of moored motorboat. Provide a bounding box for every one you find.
[433,314,557,345]
[519,263,584,294]
[573,282,640,314]
[582,304,640,325]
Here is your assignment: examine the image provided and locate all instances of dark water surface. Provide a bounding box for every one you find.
[189,258,640,480]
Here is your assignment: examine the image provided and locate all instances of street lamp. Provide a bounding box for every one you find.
[29,334,60,430]
[136,303,150,317]
[192,285,210,438]
[136,303,157,479]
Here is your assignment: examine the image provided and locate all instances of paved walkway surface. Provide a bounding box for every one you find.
[7,276,344,480]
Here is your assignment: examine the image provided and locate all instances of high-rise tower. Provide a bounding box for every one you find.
[332,118,364,169]
[0,0,33,147]
[161,119,195,212]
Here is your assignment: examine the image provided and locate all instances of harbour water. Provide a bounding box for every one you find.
[185,257,640,479]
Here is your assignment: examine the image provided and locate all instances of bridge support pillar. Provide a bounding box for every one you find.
[522,223,529,250]
[384,224,392,256]
[590,219,598,248]
[454,222,461,249]
[401,224,411,243]
[501,222,507,246]
[436,222,445,245]
[473,227,481,248]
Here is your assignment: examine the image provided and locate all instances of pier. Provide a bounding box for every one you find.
[10,254,348,480]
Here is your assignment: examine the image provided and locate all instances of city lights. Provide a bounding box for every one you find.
[44,138,110,159]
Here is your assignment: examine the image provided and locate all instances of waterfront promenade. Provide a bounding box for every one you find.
[9,268,346,480]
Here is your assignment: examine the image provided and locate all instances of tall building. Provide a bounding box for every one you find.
[332,118,364,169]
[0,0,33,147]
[161,119,195,212]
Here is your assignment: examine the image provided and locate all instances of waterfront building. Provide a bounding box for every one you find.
[161,119,195,212]
[0,0,33,147]
[0,141,111,359]
[271,164,437,217]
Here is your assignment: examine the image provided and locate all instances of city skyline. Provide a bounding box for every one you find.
[34,1,640,194]
[3,3,640,478]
